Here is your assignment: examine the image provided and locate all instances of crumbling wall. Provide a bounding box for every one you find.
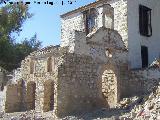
[56,27,128,116]
[0,71,4,91]
[5,81,24,113]
[18,46,65,114]
[4,26,129,117]
[0,86,7,112]
[0,67,8,91]
[56,53,107,117]
[123,68,160,97]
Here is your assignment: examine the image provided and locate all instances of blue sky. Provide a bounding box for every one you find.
[13,0,95,47]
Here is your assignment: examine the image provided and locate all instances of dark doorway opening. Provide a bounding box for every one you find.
[141,46,148,68]
[26,81,36,110]
[43,81,54,112]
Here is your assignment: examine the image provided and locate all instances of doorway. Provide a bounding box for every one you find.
[141,46,148,68]
[43,80,54,112]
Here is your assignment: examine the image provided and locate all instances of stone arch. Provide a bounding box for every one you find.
[43,80,54,112]
[87,27,127,108]
[26,81,36,110]
[99,62,120,108]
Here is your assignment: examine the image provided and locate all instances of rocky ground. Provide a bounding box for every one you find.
[0,83,160,120]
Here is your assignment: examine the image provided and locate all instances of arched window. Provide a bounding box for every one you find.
[47,57,52,72]
[30,59,34,74]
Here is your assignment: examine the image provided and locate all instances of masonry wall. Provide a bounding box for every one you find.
[0,67,8,91]
[61,12,84,47]
[0,71,4,90]
[21,61,57,113]
[0,86,6,112]
[128,0,160,68]
[56,53,107,117]
[122,68,160,97]
[109,0,128,47]
[5,81,23,113]
[19,46,66,114]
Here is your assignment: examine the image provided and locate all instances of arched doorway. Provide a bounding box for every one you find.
[43,80,54,112]
[102,68,118,108]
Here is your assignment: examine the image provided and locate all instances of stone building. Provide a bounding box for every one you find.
[62,0,160,69]
[3,0,160,118]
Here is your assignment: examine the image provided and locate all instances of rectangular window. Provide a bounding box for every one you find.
[139,5,152,37]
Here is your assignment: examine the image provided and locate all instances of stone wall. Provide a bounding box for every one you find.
[19,45,65,113]
[0,71,4,91]
[56,53,107,116]
[61,13,84,47]
[0,67,8,91]
[122,68,160,98]
[109,0,128,47]
[0,86,6,112]
[0,67,8,113]
[12,68,22,82]
[5,81,24,113]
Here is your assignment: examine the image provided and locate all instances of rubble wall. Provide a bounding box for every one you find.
[0,72,4,91]
[0,67,8,91]
[20,46,65,113]
[109,0,128,47]
[5,81,23,113]
[61,13,84,47]
[123,68,160,97]
[0,86,6,112]
[56,53,107,117]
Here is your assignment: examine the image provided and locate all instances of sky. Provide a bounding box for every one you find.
[11,0,96,47]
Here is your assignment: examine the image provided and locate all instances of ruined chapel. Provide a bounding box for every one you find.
[1,0,160,118]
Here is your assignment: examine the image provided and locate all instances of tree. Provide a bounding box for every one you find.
[14,34,42,65]
[0,2,34,71]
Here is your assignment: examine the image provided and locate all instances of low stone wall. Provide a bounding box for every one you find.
[5,81,23,113]
[123,68,160,97]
